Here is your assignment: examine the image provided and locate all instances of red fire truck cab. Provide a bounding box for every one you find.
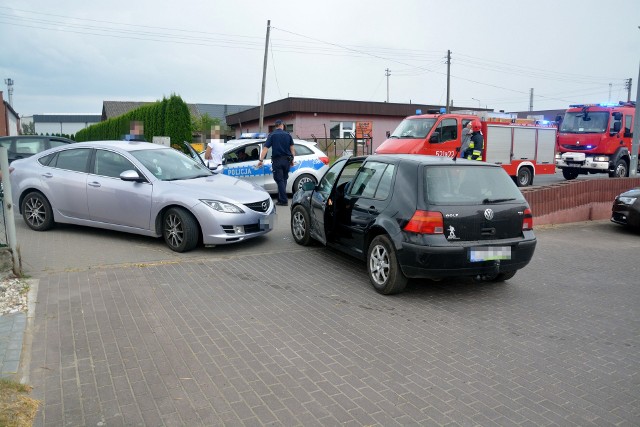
[375,110,557,186]
[555,102,637,180]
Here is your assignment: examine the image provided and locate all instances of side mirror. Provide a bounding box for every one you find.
[613,112,622,120]
[555,115,562,123]
[429,132,439,143]
[611,121,622,135]
[120,170,146,182]
[386,131,391,138]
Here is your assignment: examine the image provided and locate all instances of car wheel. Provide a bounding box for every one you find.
[609,158,628,178]
[291,205,312,245]
[562,168,579,180]
[516,167,533,187]
[163,207,199,252]
[21,191,54,231]
[367,235,407,295]
[293,174,316,193]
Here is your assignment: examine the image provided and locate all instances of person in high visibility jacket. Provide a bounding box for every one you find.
[464,120,484,161]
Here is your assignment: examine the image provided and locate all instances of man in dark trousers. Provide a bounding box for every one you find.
[258,120,296,206]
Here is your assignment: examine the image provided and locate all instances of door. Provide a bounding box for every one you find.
[45,148,92,220]
[339,161,395,254]
[223,143,267,190]
[307,157,352,244]
[87,149,153,230]
[427,118,459,157]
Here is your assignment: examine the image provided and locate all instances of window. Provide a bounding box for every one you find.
[433,118,458,143]
[95,150,136,178]
[15,138,45,154]
[348,161,394,200]
[330,122,355,139]
[293,144,313,156]
[51,148,91,173]
[49,138,71,149]
[625,115,633,137]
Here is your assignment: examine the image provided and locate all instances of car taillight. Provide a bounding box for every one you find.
[523,208,533,230]
[403,210,443,234]
[319,156,329,165]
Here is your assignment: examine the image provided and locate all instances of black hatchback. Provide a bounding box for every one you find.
[0,135,74,163]
[290,154,537,294]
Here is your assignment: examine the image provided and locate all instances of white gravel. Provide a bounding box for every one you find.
[0,276,29,315]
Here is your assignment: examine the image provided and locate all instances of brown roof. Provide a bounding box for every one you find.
[225,97,481,126]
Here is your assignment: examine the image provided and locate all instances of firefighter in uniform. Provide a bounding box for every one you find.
[465,121,484,161]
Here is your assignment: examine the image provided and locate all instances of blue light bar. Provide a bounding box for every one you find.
[240,132,267,139]
[415,109,422,115]
[439,107,446,113]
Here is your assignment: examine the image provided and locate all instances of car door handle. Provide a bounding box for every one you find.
[365,206,378,214]
[41,173,53,179]
[88,181,101,188]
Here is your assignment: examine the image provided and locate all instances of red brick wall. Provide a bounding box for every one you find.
[520,177,640,225]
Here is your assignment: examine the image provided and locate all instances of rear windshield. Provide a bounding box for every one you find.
[424,165,525,204]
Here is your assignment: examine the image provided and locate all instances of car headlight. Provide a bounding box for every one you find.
[618,196,637,205]
[593,155,609,162]
[201,199,244,213]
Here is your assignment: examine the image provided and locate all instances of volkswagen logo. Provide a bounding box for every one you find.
[484,209,494,220]
[262,201,268,210]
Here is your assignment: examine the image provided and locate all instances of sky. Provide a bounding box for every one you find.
[1,0,639,117]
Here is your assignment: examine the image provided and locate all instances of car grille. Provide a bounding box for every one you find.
[560,144,588,151]
[245,198,271,213]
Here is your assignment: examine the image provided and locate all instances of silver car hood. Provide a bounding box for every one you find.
[164,174,269,203]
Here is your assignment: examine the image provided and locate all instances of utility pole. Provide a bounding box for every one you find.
[446,50,451,113]
[609,83,612,102]
[630,67,639,177]
[529,88,534,112]
[258,20,271,133]
[4,78,14,106]
[385,68,391,102]
[625,78,633,102]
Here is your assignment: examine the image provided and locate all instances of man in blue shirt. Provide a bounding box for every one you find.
[258,120,296,206]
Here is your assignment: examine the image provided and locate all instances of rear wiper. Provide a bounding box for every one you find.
[482,198,516,204]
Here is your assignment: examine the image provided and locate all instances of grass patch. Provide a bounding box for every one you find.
[0,378,39,427]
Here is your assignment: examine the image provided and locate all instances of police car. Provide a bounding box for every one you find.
[202,133,330,195]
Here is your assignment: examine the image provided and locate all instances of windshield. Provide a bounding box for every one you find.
[131,147,212,181]
[390,118,436,139]
[425,165,525,204]
[560,111,610,133]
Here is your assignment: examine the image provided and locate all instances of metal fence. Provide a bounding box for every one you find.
[302,137,373,158]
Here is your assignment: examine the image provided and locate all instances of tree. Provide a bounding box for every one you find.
[191,113,221,144]
[21,121,36,135]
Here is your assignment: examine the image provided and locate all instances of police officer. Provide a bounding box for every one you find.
[465,121,484,161]
[258,120,296,206]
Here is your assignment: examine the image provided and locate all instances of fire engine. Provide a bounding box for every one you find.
[375,110,557,186]
[555,102,637,180]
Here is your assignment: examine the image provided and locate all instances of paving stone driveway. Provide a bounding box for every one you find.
[15,209,640,426]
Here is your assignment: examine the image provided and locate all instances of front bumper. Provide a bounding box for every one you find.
[194,200,276,245]
[556,152,609,172]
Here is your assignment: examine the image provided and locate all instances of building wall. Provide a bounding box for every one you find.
[235,112,405,151]
[35,121,95,136]
[0,91,19,137]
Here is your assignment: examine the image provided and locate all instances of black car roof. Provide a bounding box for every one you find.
[364,153,500,167]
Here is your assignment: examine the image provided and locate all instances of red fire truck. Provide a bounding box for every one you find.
[375,110,557,186]
[555,102,637,180]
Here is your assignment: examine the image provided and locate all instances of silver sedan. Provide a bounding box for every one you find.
[9,140,276,252]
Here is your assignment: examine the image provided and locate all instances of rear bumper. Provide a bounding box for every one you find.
[397,238,537,279]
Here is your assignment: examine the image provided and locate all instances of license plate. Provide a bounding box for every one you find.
[470,246,511,262]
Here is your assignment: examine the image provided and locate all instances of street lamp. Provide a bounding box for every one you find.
[471,98,481,108]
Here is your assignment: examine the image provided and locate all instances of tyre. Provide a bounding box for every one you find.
[562,168,579,180]
[516,167,533,187]
[367,235,407,295]
[162,207,199,252]
[609,158,628,178]
[292,174,316,193]
[21,191,54,231]
[291,205,312,245]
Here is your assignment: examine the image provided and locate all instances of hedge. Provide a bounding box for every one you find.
[75,94,191,144]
